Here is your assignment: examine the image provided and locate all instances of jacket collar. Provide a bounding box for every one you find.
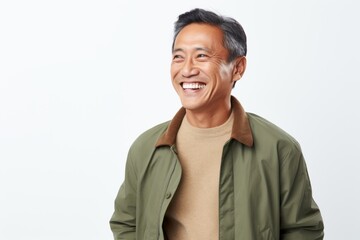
[155,96,254,148]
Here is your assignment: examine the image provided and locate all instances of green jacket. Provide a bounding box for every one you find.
[110,96,324,240]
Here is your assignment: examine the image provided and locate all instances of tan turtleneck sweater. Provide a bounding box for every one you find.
[163,112,234,240]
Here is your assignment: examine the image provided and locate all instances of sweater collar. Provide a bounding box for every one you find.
[155,96,254,148]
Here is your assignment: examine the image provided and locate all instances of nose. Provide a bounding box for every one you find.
[181,59,200,78]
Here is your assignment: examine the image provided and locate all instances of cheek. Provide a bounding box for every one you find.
[170,65,179,80]
[219,64,233,81]
[170,70,179,88]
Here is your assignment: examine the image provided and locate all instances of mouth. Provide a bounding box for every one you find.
[181,82,206,90]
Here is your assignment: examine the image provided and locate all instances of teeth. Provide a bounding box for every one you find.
[182,82,206,89]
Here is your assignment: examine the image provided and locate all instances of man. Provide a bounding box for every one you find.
[110,8,324,240]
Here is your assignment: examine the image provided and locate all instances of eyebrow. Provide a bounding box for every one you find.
[172,47,211,53]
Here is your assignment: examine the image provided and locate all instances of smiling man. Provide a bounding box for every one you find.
[110,8,324,240]
[171,22,244,129]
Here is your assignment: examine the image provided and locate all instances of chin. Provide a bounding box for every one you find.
[180,100,202,111]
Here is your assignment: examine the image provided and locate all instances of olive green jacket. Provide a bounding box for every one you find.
[110,96,324,240]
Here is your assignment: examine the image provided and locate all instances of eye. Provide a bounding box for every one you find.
[197,53,208,58]
[196,53,210,61]
[172,54,184,62]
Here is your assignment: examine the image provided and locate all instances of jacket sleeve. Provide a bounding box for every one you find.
[279,145,324,240]
[109,149,137,240]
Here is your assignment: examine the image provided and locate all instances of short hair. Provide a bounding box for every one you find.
[172,8,247,62]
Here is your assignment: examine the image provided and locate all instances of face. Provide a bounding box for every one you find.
[171,23,245,114]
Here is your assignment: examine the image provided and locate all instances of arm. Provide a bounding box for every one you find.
[280,146,324,240]
[110,150,137,240]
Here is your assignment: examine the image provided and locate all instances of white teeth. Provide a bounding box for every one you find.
[182,82,206,89]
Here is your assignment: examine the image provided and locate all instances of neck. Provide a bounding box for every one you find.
[185,101,232,128]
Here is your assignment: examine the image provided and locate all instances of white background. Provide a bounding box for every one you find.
[1,0,359,239]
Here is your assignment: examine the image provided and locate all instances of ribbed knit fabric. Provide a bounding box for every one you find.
[163,112,234,240]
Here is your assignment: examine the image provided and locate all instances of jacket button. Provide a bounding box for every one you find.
[165,192,172,199]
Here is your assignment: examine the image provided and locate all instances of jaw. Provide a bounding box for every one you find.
[177,85,208,111]
[172,78,211,111]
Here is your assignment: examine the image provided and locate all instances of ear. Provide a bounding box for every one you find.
[232,56,247,82]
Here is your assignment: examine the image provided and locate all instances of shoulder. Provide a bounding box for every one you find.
[129,121,170,154]
[246,113,302,155]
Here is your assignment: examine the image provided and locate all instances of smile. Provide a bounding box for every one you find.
[181,82,206,90]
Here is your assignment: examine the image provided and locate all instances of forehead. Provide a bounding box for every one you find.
[174,23,225,51]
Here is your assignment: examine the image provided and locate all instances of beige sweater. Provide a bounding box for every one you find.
[163,112,234,240]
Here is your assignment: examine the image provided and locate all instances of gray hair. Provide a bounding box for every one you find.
[172,8,247,62]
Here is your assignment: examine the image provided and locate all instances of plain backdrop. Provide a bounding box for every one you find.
[1,0,359,239]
